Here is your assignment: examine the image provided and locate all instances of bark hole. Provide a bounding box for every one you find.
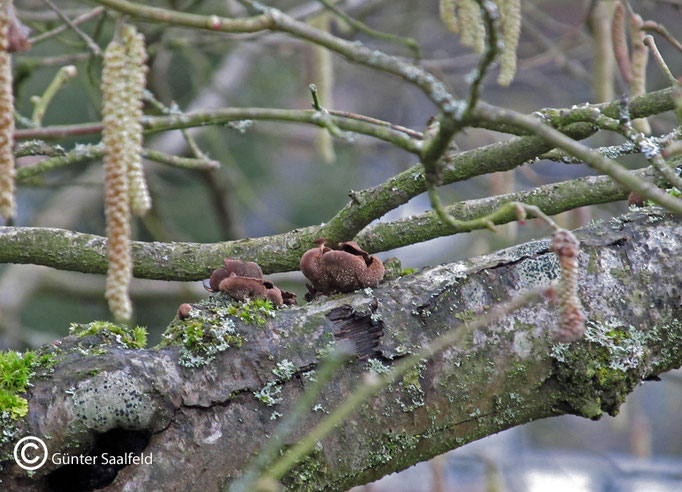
[46,429,150,492]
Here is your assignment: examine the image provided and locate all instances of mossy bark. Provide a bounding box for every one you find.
[0,208,680,491]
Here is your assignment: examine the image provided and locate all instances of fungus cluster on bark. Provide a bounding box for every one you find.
[300,238,385,301]
[179,242,385,320]
[203,258,297,307]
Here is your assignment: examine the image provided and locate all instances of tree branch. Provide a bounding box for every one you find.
[0,164,661,279]
[1,208,680,491]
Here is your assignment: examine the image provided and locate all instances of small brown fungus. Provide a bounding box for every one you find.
[205,258,263,293]
[628,192,645,207]
[281,290,298,306]
[177,303,193,320]
[204,258,296,307]
[218,273,267,302]
[222,258,263,279]
[300,238,384,299]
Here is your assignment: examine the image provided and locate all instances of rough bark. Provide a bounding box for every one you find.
[1,208,681,492]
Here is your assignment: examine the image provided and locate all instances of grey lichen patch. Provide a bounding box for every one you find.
[366,358,390,375]
[69,321,148,349]
[512,329,533,358]
[515,253,560,289]
[71,370,155,431]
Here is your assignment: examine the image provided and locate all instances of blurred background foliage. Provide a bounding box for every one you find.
[3,1,682,489]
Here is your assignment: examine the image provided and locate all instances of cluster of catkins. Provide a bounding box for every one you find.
[101,24,150,322]
[439,0,521,86]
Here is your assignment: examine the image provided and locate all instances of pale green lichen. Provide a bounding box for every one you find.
[551,319,655,372]
[163,315,243,368]
[396,361,426,412]
[70,320,147,349]
[367,358,390,375]
[253,381,282,406]
[273,359,297,381]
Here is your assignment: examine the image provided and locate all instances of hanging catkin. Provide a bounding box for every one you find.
[551,229,585,343]
[497,0,521,86]
[120,25,150,216]
[0,1,15,221]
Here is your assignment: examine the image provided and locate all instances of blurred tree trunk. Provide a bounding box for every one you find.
[1,208,680,492]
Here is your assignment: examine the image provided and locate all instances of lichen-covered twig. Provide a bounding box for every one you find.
[15,143,219,181]
[0,167,662,279]
[474,101,682,215]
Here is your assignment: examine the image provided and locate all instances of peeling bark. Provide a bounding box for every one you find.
[1,208,681,491]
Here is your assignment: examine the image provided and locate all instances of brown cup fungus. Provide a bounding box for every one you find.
[300,239,384,299]
[204,258,296,307]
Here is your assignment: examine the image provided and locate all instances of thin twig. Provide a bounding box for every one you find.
[41,0,102,56]
[643,35,677,84]
[641,20,682,53]
[474,102,682,216]
[315,0,421,58]
[29,7,105,45]
[31,66,78,125]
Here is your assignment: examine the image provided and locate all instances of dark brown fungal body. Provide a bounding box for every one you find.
[300,239,384,299]
[177,303,193,320]
[204,258,296,307]
[208,258,263,292]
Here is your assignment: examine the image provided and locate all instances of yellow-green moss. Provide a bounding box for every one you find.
[225,299,275,327]
[0,350,36,419]
[69,321,147,349]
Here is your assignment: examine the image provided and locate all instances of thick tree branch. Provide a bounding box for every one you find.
[1,208,680,491]
[0,165,662,278]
